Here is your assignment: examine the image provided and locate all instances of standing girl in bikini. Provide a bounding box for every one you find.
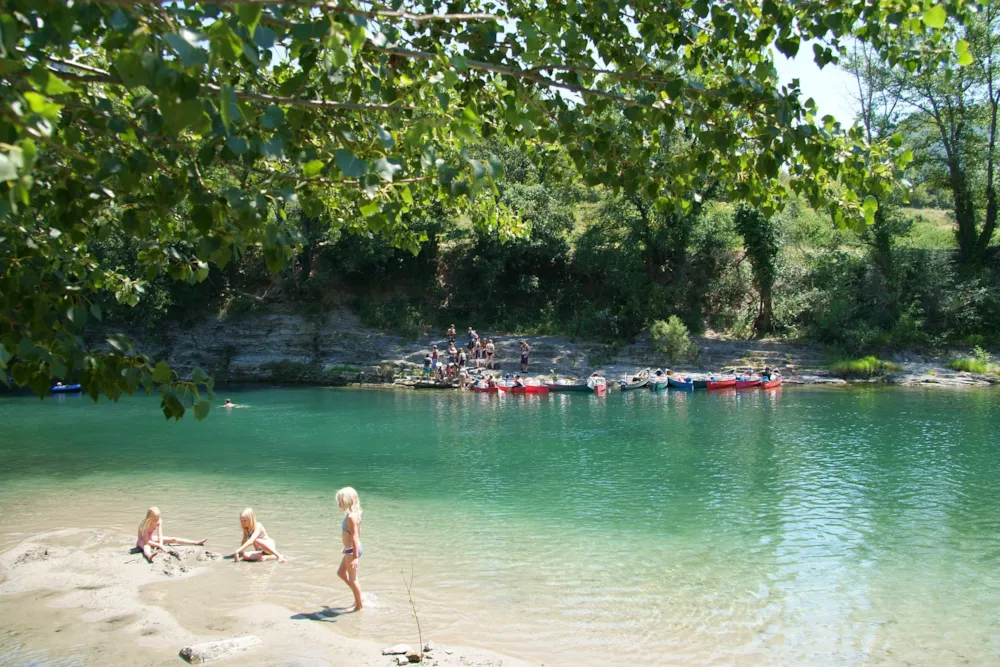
[233,507,286,562]
[336,487,364,610]
[135,506,206,563]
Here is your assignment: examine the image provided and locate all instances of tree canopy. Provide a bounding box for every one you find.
[0,0,970,417]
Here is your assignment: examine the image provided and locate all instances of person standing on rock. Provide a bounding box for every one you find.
[467,327,475,349]
[336,487,364,611]
[447,340,458,364]
[423,351,432,377]
[447,324,457,344]
[431,345,439,373]
[458,347,467,369]
[473,336,482,366]
[485,339,496,369]
[520,340,530,373]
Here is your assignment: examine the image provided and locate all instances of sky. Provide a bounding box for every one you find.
[775,49,859,125]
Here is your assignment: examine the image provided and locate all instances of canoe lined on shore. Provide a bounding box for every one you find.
[470,385,499,393]
[667,376,694,390]
[735,378,761,390]
[499,385,549,395]
[706,378,737,390]
[413,381,459,389]
[545,382,593,393]
[620,376,649,391]
[619,369,650,391]
[649,377,669,392]
[692,379,709,389]
[761,377,783,389]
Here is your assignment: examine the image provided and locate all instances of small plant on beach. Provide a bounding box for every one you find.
[829,356,902,379]
[402,563,424,661]
[650,317,695,362]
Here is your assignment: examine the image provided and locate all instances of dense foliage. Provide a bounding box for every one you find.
[0,0,984,416]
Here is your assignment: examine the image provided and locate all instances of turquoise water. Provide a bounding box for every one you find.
[1,387,999,664]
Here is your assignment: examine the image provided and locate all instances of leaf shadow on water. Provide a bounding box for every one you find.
[290,607,355,623]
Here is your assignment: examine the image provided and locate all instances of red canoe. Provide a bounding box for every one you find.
[761,377,783,389]
[471,385,498,393]
[735,378,761,390]
[707,378,736,390]
[499,385,549,395]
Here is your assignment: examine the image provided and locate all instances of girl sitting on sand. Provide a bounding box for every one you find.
[136,506,207,563]
[233,508,286,562]
[336,487,364,610]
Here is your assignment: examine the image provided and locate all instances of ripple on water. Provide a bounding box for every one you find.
[1,388,1000,664]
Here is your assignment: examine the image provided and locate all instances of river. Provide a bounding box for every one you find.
[0,386,998,665]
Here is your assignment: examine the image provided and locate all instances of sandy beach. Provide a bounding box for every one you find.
[0,527,535,666]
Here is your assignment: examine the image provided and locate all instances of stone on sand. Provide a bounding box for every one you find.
[178,635,262,664]
[382,644,412,655]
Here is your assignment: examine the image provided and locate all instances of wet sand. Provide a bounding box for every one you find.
[0,528,534,666]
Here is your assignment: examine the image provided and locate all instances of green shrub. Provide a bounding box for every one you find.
[829,356,902,378]
[949,358,990,373]
[950,346,997,373]
[650,316,695,361]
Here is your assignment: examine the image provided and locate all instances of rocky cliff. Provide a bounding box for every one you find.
[127,310,1000,388]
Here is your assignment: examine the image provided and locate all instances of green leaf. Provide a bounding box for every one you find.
[66,305,87,326]
[161,99,208,134]
[373,157,401,182]
[401,186,414,205]
[302,159,325,177]
[922,5,947,29]
[0,153,17,182]
[258,136,284,158]
[194,399,211,420]
[360,202,379,217]
[956,39,973,67]
[336,148,368,178]
[165,30,209,68]
[226,135,248,154]
[0,343,9,369]
[28,68,74,95]
[236,5,263,36]
[107,334,130,354]
[152,361,173,384]
[376,125,395,149]
[254,26,277,49]
[23,92,62,121]
[219,83,238,134]
[863,195,879,212]
[261,104,284,129]
[109,9,129,31]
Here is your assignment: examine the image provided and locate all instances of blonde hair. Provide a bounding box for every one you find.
[138,506,161,538]
[335,487,362,518]
[240,507,257,538]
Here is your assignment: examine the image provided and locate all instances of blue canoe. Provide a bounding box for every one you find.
[667,376,694,390]
[51,384,82,393]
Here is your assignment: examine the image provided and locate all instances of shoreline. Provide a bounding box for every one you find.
[81,309,997,391]
[0,528,536,666]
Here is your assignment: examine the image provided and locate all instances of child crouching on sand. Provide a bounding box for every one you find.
[336,487,364,610]
[136,506,206,563]
[233,507,286,562]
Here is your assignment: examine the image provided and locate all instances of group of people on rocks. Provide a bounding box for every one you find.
[423,325,531,382]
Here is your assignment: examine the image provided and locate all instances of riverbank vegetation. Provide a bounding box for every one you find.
[0,0,994,415]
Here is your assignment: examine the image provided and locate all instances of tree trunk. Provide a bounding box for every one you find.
[949,158,979,265]
[754,279,774,335]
